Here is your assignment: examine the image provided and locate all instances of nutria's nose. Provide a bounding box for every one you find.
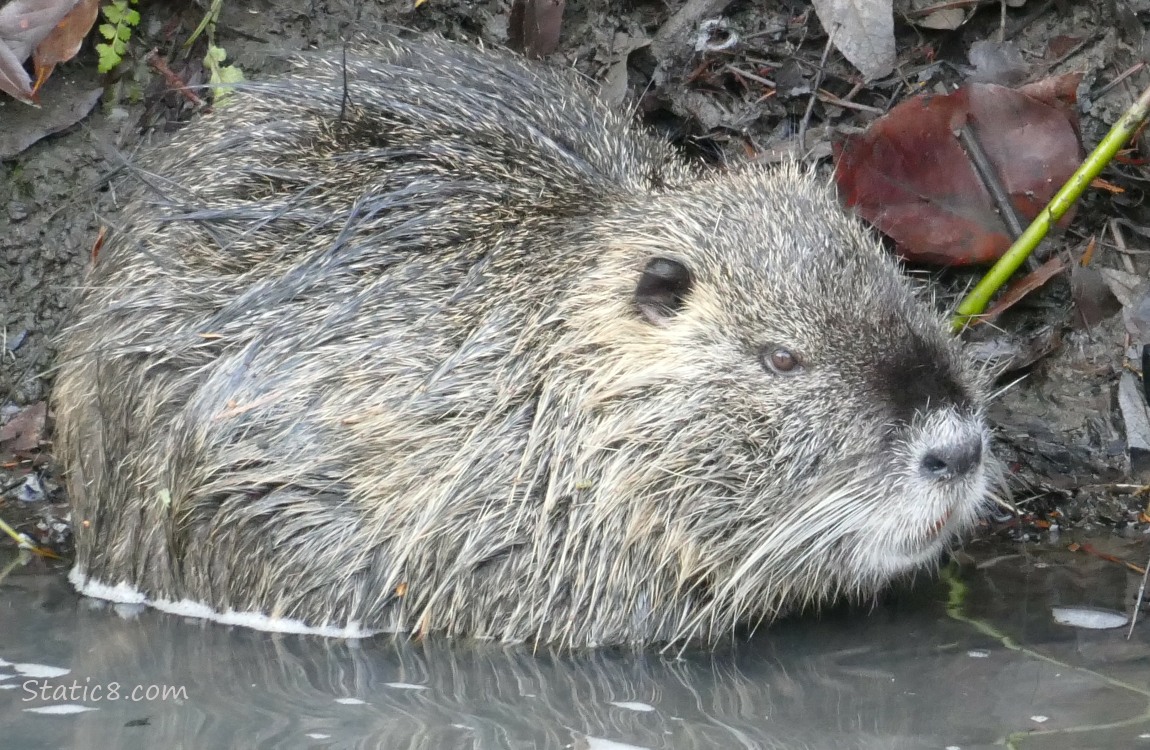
[920,435,983,480]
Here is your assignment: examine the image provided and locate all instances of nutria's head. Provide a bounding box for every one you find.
[571,163,995,635]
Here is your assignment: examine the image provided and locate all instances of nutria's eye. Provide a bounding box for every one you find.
[634,256,693,326]
[760,345,802,374]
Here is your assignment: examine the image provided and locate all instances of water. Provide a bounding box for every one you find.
[1,539,1148,749]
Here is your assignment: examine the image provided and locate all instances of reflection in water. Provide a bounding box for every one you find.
[1,542,1149,749]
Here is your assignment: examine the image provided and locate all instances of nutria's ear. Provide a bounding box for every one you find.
[633,257,693,326]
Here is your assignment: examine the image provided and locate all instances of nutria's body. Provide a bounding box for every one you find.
[54,35,993,648]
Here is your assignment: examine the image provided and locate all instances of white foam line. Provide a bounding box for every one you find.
[68,566,382,639]
[12,663,70,679]
[24,705,99,715]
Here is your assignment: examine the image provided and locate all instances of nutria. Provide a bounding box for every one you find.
[53,34,994,649]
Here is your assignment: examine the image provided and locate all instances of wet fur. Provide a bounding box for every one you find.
[54,35,994,649]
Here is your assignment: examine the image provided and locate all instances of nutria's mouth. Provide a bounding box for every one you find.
[927,509,954,537]
[894,508,957,565]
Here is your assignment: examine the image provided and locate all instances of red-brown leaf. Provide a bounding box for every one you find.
[833,74,1085,266]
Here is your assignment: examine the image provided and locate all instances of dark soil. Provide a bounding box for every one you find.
[2,0,1149,559]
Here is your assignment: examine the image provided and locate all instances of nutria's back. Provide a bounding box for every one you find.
[54,34,994,648]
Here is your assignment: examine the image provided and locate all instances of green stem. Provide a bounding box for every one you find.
[0,515,31,548]
[184,0,224,49]
[951,81,1150,332]
[0,514,60,558]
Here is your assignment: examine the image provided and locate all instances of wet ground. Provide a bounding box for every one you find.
[2,536,1148,749]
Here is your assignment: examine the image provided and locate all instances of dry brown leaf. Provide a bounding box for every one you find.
[1071,264,1122,328]
[32,0,99,94]
[0,0,81,102]
[812,0,895,80]
[976,256,1068,325]
[0,401,47,453]
[0,0,79,56]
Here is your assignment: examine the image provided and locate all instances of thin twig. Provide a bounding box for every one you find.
[0,515,57,558]
[1028,33,1096,81]
[957,122,1025,238]
[1128,551,1149,639]
[817,89,883,114]
[724,64,775,88]
[145,49,207,111]
[1095,62,1149,102]
[339,44,352,122]
[799,30,835,153]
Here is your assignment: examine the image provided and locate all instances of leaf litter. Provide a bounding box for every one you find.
[0,0,102,158]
